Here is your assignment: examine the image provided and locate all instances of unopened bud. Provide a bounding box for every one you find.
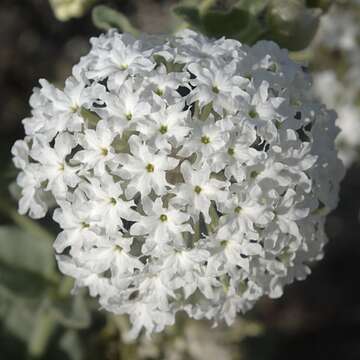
[50,0,94,21]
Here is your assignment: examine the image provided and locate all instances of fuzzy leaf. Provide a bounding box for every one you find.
[3,297,40,342]
[236,0,269,15]
[202,8,250,38]
[50,293,91,329]
[0,226,57,299]
[92,5,139,35]
[266,0,321,50]
[173,2,267,44]
[59,330,84,360]
[173,5,202,29]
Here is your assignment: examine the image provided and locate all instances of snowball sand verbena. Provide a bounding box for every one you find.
[12,30,344,338]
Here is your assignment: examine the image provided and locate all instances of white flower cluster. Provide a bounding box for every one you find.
[12,29,344,338]
[313,71,360,167]
[312,1,360,166]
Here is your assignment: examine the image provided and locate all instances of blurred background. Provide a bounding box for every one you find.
[1,0,360,359]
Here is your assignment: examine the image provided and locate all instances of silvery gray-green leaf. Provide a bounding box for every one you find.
[92,5,139,36]
[0,226,58,299]
[50,292,91,329]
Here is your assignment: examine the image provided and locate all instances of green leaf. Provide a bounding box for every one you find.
[0,226,55,275]
[233,15,268,44]
[92,5,139,36]
[0,226,58,299]
[174,5,252,38]
[202,8,250,38]
[153,55,185,73]
[266,0,321,50]
[0,199,55,243]
[0,295,55,358]
[235,0,270,43]
[173,2,267,44]
[80,107,101,128]
[27,301,57,358]
[173,5,202,29]
[59,330,84,360]
[0,261,56,299]
[236,0,269,15]
[3,298,39,342]
[199,102,213,121]
[50,292,91,329]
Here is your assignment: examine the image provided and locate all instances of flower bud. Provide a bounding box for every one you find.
[49,0,94,21]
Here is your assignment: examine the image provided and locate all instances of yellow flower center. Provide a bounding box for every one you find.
[201,136,210,144]
[159,125,168,134]
[227,147,235,156]
[234,206,242,214]
[146,163,155,173]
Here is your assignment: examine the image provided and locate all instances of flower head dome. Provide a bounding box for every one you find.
[12,29,344,339]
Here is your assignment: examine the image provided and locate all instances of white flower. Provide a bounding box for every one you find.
[178,116,231,160]
[74,120,118,176]
[210,120,264,180]
[16,165,48,219]
[29,77,103,139]
[143,64,190,103]
[207,229,263,274]
[100,79,152,135]
[30,133,79,198]
[273,189,309,240]
[79,174,140,234]
[311,3,360,168]
[137,269,177,311]
[87,33,155,88]
[77,234,144,277]
[115,301,174,340]
[56,255,115,299]
[174,161,228,223]
[130,197,192,253]
[11,140,48,218]
[117,135,179,198]
[335,104,360,166]
[160,246,209,279]
[218,184,274,238]
[13,30,343,339]
[187,60,249,114]
[53,195,99,254]
[137,101,191,152]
